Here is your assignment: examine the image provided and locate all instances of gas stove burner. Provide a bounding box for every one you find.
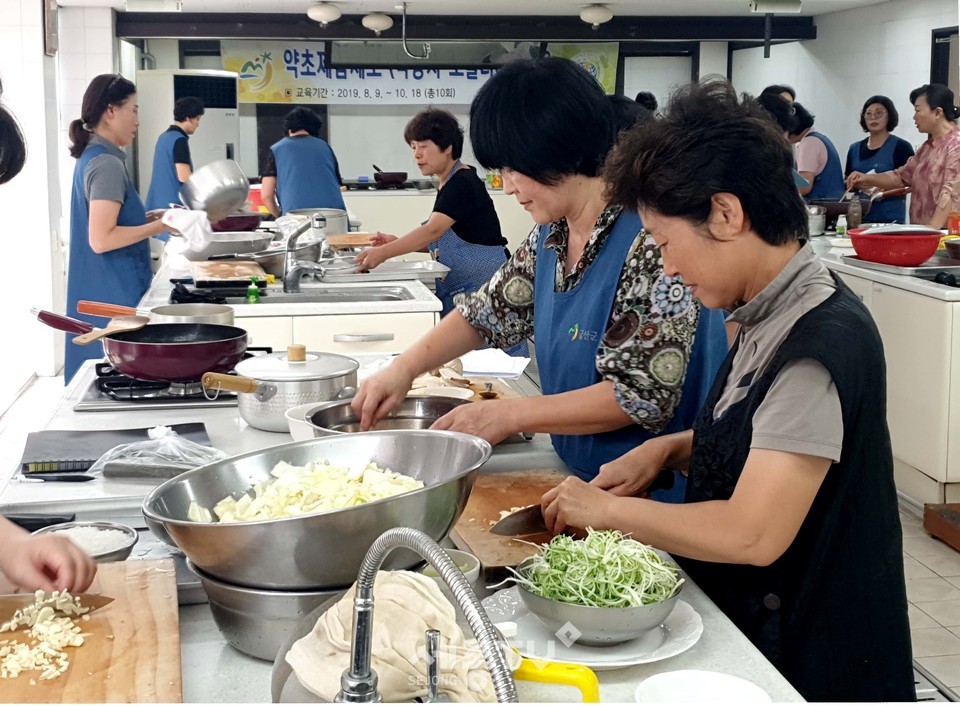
[93,363,229,402]
[168,381,204,397]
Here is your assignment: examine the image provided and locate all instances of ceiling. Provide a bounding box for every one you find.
[160,0,885,17]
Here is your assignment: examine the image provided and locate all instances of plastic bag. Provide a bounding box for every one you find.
[87,425,228,481]
[161,209,214,253]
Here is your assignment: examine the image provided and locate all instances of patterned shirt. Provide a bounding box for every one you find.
[455,206,700,432]
[896,125,960,224]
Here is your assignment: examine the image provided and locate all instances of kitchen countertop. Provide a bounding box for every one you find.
[818,246,960,302]
[0,361,803,703]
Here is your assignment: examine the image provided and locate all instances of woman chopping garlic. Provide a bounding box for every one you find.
[541,80,913,701]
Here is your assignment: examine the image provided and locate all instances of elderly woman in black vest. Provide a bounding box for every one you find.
[541,79,913,702]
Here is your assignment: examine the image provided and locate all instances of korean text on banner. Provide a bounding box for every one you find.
[221,40,496,105]
[546,43,620,94]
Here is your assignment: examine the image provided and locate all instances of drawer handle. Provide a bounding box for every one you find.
[333,333,395,342]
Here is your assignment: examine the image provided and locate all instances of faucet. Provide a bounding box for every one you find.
[283,216,324,293]
[334,528,519,703]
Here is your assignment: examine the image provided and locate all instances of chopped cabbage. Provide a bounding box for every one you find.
[186,459,423,523]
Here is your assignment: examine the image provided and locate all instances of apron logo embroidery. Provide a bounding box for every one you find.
[567,323,598,342]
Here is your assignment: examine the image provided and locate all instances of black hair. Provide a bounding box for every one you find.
[68,73,137,158]
[788,102,815,135]
[0,78,26,185]
[760,84,796,100]
[634,91,658,112]
[284,107,323,136]
[403,108,464,159]
[174,96,205,122]
[909,83,960,122]
[609,95,653,135]
[757,92,798,134]
[858,95,898,132]
[469,57,616,185]
[604,79,807,247]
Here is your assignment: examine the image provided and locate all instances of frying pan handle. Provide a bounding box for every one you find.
[32,309,94,335]
[202,372,260,394]
[77,300,138,318]
[876,187,911,200]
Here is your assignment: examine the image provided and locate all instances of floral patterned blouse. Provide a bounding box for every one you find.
[455,206,700,432]
[896,125,960,224]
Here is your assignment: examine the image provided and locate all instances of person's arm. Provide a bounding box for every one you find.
[844,143,855,178]
[261,176,280,218]
[88,200,165,253]
[848,169,903,191]
[173,137,192,183]
[796,136,826,197]
[797,173,816,196]
[0,516,96,592]
[355,212,453,271]
[175,163,192,182]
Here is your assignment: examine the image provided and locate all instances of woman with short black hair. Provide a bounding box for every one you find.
[353,58,728,498]
[844,95,914,223]
[848,83,960,227]
[542,78,913,702]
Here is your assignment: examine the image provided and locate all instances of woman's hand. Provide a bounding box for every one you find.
[355,246,389,272]
[541,477,616,535]
[429,399,517,445]
[350,362,417,430]
[591,441,669,497]
[371,232,398,247]
[1,530,97,593]
[846,171,869,191]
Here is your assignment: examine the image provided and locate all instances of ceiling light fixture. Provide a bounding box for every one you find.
[306,2,341,26]
[579,4,613,30]
[362,13,393,37]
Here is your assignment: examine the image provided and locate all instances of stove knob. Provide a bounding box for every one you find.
[935,272,958,287]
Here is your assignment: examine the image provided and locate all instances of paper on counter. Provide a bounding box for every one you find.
[460,349,530,379]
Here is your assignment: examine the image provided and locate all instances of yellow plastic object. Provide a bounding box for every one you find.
[939,235,960,250]
[265,274,277,284]
[514,656,600,702]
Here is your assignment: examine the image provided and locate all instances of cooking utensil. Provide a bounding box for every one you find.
[305,395,468,436]
[372,164,408,185]
[77,300,235,325]
[180,159,250,222]
[805,204,826,236]
[490,504,547,536]
[19,472,95,482]
[0,593,114,619]
[34,310,248,382]
[286,208,349,238]
[323,233,375,250]
[207,236,323,278]
[189,260,266,287]
[849,230,941,267]
[33,521,139,563]
[210,211,264,233]
[71,315,149,345]
[141,430,491,589]
[179,230,274,262]
[202,345,358,433]
[807,187,911,224]
[945,239,960,260]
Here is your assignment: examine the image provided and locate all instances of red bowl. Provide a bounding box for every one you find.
[849,231,940,266]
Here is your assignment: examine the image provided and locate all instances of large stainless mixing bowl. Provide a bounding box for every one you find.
[141,430,490,589]
[180,160,250,221]
[306,396,470,436]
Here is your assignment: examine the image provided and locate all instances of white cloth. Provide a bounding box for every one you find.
[460,349,530,378]
[160,209,213,252]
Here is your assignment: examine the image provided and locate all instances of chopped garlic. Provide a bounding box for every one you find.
[0,590,91,680]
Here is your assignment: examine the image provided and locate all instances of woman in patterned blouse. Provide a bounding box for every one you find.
[351,58,728,500]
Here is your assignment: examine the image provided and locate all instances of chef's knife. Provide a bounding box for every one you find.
[0,593,114,619]
[19,473,96,482]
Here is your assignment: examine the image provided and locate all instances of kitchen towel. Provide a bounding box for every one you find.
[19,423,211,473]
[460,349,530,378]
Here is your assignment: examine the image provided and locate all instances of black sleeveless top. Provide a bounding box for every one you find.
[680,277,914,702]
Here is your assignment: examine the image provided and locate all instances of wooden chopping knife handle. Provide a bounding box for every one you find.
[77,300,139,318]
[201,372,260,394]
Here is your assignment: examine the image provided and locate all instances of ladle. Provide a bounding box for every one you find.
[71,315,149,345]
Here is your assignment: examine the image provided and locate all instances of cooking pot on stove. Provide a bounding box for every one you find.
[286,208,349,239]
[201,345,358,432]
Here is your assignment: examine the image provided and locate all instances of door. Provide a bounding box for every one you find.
[622,56,694,112]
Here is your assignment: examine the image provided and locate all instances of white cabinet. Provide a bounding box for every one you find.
[836,273,873,310]
[292,312,437,354]
[239,317,293,349]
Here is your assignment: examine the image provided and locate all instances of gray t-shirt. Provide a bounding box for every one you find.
[717,243,844,462]
[83,134,129,203]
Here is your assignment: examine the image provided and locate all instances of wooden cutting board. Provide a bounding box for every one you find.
[325,233,375,249]
[189,260,266,287]
[450,469,567,581]
[465,376,520,402]
[0,559,182,703]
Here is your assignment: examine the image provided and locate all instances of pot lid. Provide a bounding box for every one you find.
[235,345,358,381]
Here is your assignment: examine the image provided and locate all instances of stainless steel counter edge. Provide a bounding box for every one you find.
[820,250,960,302]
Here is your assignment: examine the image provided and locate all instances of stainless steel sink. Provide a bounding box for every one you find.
[225,286,414,305]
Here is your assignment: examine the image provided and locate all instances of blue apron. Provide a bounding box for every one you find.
[533,210,727,502]
[271,135,346,213]
[846,137,906,223]
[429,162,528,357]
[146,128,189,241]
[64,144,152,384]
[805,132,845,201]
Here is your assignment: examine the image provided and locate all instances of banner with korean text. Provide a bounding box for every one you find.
[221,41,495,105]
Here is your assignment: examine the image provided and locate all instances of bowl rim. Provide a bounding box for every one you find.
[141,429,492,528]
[304,395,472,434]
[185,558,349,596]
[33,520,138,558]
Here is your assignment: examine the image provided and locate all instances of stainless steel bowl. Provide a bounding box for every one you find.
[307,396,470,436]
[33,521,139,563]
[945,238,960,259]
[515,558,682,646]
[180,231,274,262]
[141,430,491,589]
[186,559,344,662]
[180,160,250,221]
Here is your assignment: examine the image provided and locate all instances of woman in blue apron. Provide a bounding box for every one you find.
[542,80,913,702]
[789,103,845,201]
[65,74,168,384]
[351,59,727,502]
[844,95,915,223]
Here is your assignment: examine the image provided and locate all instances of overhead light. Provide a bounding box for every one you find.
[579,4,613,30]
[749,0,802,12]
[362,13,393,36]
[307,3,341,26]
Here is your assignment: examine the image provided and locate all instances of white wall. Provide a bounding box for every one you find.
[699,41,728,80]
[622,56,694,111]
[731,0,958,160]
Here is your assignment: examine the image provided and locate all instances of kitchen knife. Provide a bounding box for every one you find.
[0,593,114,620]
[19,473,96,482]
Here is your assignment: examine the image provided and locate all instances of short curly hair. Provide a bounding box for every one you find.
[403,109,463,159]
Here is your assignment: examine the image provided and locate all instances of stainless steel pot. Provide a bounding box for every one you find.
[181,160,250,221]
[806,205,826,236]
[306,396,470,436]
[202,346,359,432]
[286,208,349,238]
[76,300,235,325]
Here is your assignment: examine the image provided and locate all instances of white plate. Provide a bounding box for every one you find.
[407,386,474,400]
[635,670,771,702]
[482,587,703,670]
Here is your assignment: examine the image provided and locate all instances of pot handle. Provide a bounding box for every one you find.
[77,300,139,318]
[336,386,357,400]
[876,186,911,200]
[31,308,94,335]
[202,372,260,394]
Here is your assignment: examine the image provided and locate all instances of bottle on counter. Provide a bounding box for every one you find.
[836,214,848,236]
[245,277,261,304]
[491,170,503,190]
[846,197,862,230]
